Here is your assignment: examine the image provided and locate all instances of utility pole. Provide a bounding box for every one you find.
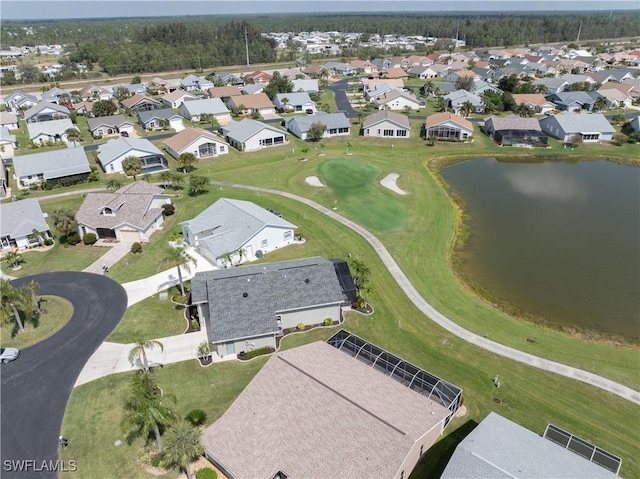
[576,20,583,43]
[244,27,250,67]
[454,20,460,52]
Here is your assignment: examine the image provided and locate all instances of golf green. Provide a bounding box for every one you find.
[318,158,406,231]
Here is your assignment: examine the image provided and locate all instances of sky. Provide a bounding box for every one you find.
[1,0,637,21]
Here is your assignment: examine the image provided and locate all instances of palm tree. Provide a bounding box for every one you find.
[177,152,198,174]
[280,97,289,113]
[51,209,78,237]
[2,251,24,269]
[162,247,195,297]
[106,178,123,192]
[64,127,81,146]
[121,372,177,453]
[516,104,534,118]
[235,247,246,265]
[159,422,204,479]
[159,171,173,189]
[460,101,474,118]
[122,156,142,180]
[221,251,233,268]
[423,79,434,95]
[128,337,164,374]
[436,96,448,113]
[0,279,38,333]
[593,96,608,112]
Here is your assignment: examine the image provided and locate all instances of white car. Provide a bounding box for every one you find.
[0,347,20,363]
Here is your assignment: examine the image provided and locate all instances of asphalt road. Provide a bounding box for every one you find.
[0,272,127,478]
[327,78,357,118]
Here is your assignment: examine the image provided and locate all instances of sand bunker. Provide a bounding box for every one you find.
[305,176,326,187]
[380,173,407,195]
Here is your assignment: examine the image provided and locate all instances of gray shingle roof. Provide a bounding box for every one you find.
[97,137,164,164]
[192,257,345,343]
[485,115,542,132]
[540,113,615,134]
[0,198,49,238]
[182,198,296,260]
[0,126,16,143]
[440,412,618,479]
[240,84,263,95]
[23,101,70,120]
[284,112,349,133]
[86,114,132,132]
[180,98,229,116]
[27,118,76,139]
[222,119,287,143]
[274,91,313,105]
[136,108,182,124]
[362,110,411,129]
[13,147,90,180]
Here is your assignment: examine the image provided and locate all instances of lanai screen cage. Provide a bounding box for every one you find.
[327,329,462,426]
[494,129,548,146]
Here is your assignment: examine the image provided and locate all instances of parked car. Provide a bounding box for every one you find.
[120,130,129,137]
[0,347,20,363]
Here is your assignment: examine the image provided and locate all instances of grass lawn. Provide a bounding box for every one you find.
[0,296,73,348]
[61,359,266,479]
[107,290,188,343]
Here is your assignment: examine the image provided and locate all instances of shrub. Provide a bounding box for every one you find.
[191,318,200,330]
[185,409,208,427]
[66,232,81,245]
[172,294,186,304]
[196,468,218,479]
[44,238,54,246]
[162,203,175,216]
[130,242,142,254]
[324,318,333,326]
[82,233,97,245]
[244,346,274,360]
[296,322,305,331]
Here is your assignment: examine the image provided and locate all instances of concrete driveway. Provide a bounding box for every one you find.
[327,78,356,118]
[0,272,127,478]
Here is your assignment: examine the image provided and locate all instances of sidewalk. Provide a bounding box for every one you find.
[82,241,132,275]
[75,330,236,387]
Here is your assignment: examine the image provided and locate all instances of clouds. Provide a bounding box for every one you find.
[502,163,589,202]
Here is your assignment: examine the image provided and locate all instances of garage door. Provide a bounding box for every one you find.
[96,228,117,239]
[118,230,141,242]
[170,118,184,131]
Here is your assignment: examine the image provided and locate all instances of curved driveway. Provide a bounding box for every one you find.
[327,78,356,118]
[1,272,127,478]
[210,180,640,405]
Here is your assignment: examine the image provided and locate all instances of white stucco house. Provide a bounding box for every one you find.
[163,127,229,159]
[27,118,78,145]
[12,147,91,189]
[222,119,288,152]
[75,181,171,242]
[539,113,615,142]
[178,98,231,124]
[362,110,411,138]
[180,197,297,268]
[0,198,52,251]
[96,137,169,175]
[284,112,350,140]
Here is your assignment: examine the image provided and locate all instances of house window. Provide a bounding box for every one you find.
[261,239,268,248]
[396,130,407,137]
[273,136,284,145]
[284,231,292,241]
[383,129,394,137]
[420,445,424,456]
[110,164,114,172]
[400,471,404,479]
[338,127,349,133]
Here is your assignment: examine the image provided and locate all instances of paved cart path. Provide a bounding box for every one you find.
[209,180,640,405]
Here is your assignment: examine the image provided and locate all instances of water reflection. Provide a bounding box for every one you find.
[502,163,588,202]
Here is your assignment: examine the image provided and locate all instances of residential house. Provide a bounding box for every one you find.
[558,73,597,89]
[380,67,409,80]
[97,137,168,175]
[349,59,378,75]
[302,64,325,78]
[363,78,405,92]
[421,81,457,96]
[214,72,244,86]
[222,119,288,151]
[470,81,503,95]
[27,118,79,145]
[24,102,70,123]
[86,114,135,138]
[585,72,615,86]
[443,90,484,114]
[602,81,640,99]
[629,115,640,133]
[291,79,319,93]
[180,74,213,92]
[137,108,184,131]
[146,77,180,95]
[160,90,197,109]
[42,87,70,105]
[425,112,473,141]
[71,101,94,116]
[200,334,460,479]
[512,94,556,114]
[4,91,38,112]
[606,68,638,82]
[226,93,275,116]
[0,198,52,251]
[120,94,162,113]
[178,98,231,124]
[408,65,441,79]
[239,83,265,95]
[181,197,297,268]
[441,412,619,479]
[371,58,393,71]
[75,181,171,242]
[595,88,633,108]
[113,83,147,97]
[539,113,615,142]
[191,258,346,354]
[546,92,596,112]
[206,86,242,100]
[273,92,316,113]
[444,69,479,84]
[284,112,350,140]
[0,127,18,160]
[245,70,274,84]
[533,78,570,94]
[0,158,7,198]
[323,62,354,76]
[163,127,229,159]
[0,112,19,130]
[374,90,422,111]
[13,147,91,189]
[362,110,411,138]
[483,115,548,146]
[78,84,112,101]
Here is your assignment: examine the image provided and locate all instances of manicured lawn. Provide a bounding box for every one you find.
[0,295,73,348]
[107,290,188,343]
[1,244,106,278]
[61,359,266,479]
[317,158,406,232]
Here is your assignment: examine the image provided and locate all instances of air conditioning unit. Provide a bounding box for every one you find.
[255,250,263,258]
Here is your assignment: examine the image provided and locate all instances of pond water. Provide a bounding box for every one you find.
[441,158,640,340]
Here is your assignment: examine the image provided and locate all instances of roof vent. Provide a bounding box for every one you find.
[305,278,310,284]
[243,292,249,298]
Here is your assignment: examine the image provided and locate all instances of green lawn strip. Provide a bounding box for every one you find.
[107,291,188,343]
[61,359,266,479]
[0,295,73,348]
